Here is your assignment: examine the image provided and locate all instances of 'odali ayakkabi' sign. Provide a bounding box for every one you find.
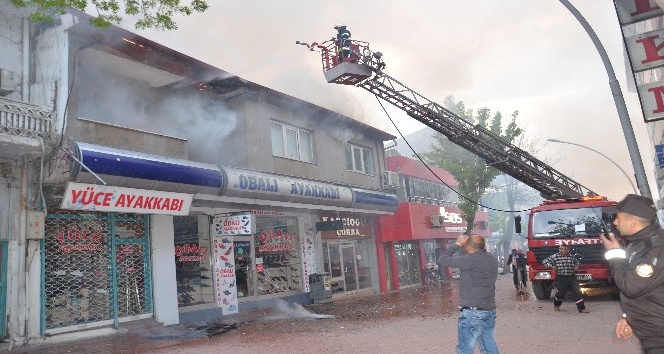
[61,182,193,215]
[615,0,664,122]
[217,214,256,236]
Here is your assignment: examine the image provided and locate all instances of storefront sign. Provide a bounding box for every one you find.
[175,243,208,262]
[405,176,451,203]
[319,213,372,239]
[614,0,664,122]
[61,182,192,215]
[213,236,238,314]
[445,227,467,233]
[223,167,353,207]
[218,214,256,235]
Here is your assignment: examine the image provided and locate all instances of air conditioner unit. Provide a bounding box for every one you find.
[430,215,442,228]
[382,171,401,188]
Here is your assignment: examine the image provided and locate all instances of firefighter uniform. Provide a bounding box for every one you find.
[607,223,664,352]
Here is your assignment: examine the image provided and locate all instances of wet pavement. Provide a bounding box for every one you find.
[6,272,643,353]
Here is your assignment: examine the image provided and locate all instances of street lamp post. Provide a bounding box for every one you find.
[558,0,651,198]
[548,138,638,194]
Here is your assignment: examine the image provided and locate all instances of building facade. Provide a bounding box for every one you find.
[376,154,491,293]
[0,5,398,346]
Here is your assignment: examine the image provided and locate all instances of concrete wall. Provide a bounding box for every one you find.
[243,94,385,190]
[72,118,189,159]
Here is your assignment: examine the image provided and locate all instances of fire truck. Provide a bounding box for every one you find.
[298,26,618,299]
[515,196,616,299]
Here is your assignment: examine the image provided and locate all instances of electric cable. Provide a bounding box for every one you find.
[374,94,531,214]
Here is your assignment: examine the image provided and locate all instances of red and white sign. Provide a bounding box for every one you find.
[638,81,664,121]
[615,0,663,25]
[61,182,192,215]
[218,214,256,235]
[625,28,664,72]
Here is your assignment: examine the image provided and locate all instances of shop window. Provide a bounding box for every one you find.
[44,210,151,329]
[345,143,374,175]
[174,216,214,307]
[271,121,315,163]
[394,242,420,287]
[254,217,301,295]
[323,239,374,293]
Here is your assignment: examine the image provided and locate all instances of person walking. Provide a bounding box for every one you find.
[600,194,664,353]
[506,249,527,290]
[542,244,589,313]
[438,234,499,354]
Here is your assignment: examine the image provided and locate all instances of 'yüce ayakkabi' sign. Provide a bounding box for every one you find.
[61,182,192,215]
[217,214,256,235]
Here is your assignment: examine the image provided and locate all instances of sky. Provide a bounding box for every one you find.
[108,0,661,203]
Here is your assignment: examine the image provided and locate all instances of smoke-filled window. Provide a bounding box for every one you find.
[345,143,374,175]
[270,121,315,163]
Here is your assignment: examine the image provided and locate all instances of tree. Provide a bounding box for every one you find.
[422,95,522,234]
[6,0,208,30]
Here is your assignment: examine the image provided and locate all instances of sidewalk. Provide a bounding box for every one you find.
[2,309,267,354]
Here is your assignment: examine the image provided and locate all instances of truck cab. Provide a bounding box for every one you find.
[521,196,617,300]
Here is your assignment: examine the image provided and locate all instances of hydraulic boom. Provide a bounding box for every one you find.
[298,26,596,200]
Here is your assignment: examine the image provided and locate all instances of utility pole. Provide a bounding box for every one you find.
[558,0,652,198]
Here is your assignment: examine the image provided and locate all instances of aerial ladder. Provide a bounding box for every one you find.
[298,25,596,200]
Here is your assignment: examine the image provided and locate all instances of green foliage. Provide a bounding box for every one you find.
[6,0,209,30]
[422,95,522,233]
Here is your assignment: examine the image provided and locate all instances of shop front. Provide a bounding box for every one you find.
[319,212,376,295]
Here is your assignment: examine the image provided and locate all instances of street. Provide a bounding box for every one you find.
[150,272,642,354]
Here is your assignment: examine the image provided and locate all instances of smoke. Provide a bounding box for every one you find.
[76,62,239,165]
[264,299,334,320]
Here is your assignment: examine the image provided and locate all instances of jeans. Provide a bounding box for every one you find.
[457,309,499,354]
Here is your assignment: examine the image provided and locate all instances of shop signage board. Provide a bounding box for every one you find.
[319,212,372,239]
[60,182,192,215]
[615,0,664,122]
[223,167,354,207]
[218,214,256,235]
[212,235,238,314]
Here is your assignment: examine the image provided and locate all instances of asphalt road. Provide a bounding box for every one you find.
[152,271,642,354]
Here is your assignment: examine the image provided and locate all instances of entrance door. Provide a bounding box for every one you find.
[233,239,254,300]
[341,244,358,291]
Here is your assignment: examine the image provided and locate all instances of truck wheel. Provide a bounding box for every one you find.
[532,280,552,300]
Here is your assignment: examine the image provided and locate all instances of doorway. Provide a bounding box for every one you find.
[233,239,254,300]
[324,241,360,293]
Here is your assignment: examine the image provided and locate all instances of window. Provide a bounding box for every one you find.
[345,143,374,175]
[271,121,314,163]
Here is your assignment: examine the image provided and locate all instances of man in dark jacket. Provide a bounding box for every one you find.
[601,194,664,353]
[438,234,499,354]
[506,248,527,290]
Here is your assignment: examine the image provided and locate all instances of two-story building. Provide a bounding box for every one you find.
[0,5,398,346]
[376,153,491,292]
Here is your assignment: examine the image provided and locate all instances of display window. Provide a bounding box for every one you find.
[322,239,373,293]
[254,217,301,295]
[173,215,214,307]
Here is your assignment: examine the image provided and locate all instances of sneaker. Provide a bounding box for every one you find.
[554,306,560,311]
[579,309,589,313]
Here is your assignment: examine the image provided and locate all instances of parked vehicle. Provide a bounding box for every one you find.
[516,196,617,300]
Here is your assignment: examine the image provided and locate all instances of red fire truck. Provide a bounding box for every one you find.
[516,196,617,299]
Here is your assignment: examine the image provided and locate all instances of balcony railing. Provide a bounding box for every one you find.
[0,96,54,140]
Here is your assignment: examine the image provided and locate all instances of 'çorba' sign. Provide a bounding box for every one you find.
[61,182,193,215]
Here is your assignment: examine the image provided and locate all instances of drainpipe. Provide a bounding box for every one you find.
[22,18,29,101]
[17,159,27,340]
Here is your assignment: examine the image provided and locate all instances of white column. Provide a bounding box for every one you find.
[150,215,179,325]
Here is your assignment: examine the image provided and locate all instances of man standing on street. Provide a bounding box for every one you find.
[506,248,527,291]
[438,234,499,354]
[542,244,589,313]
[601,194,664,353]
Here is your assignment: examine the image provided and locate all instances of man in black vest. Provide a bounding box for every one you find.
[601,194,664,353]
